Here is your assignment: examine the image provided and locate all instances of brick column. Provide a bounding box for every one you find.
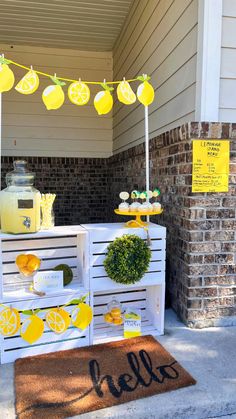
[108,122,236,328]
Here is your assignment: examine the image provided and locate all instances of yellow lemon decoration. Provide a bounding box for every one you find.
[94,83,114,115]
[68,81,90,106]
[0,306,20,337]
[137,74,154,106]
[46,307,70,334]
[117,80,136,105]
[71,303,93,331]
[0,57,15,93]
[20,314,44,344]
[15,69,39,95]
[42,76,65,110]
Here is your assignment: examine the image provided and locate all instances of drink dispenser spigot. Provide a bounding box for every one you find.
[0,160,41,234]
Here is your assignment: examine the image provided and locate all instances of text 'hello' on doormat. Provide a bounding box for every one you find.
[15,335,196,419]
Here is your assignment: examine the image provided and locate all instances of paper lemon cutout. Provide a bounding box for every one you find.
[94,83,113,115]
[15,70,39,95]
[68,81,90,106]
[21,315,44,344]
[137,74,154,106]
[117,81,136,105]
[46,308,70,334]
[0,63,15,93]
[71,303,93,331]
[42,76,65,110]
[0,306,20,337]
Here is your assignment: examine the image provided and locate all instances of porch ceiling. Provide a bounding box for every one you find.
[0,0,133,51]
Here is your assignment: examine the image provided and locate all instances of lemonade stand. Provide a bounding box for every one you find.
[0,55,166,363]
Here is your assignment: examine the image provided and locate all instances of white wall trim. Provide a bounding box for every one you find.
[195,0,222,121]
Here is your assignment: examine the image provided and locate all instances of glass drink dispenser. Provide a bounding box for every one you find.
[0,160,41,234]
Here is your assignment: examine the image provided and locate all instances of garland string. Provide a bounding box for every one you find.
[6,58,139,85]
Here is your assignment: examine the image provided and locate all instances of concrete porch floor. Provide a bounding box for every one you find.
[1,309,236,419]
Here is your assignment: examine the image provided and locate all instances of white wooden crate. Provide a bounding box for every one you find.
[81,223,166,291]
[0,291,90,364]
[91,284,165,344]
[0,226,88,301]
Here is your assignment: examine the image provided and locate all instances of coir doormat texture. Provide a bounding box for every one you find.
[15,335,196,419]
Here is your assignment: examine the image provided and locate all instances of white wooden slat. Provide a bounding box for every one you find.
[3,326,85,350]
[2,236,77,251]
[219,108,236,122]
[3,284,86,304]
[3,266,78,282]
[90,272,165,292]
[83,223,166,241]
[1,336,89,364]
[94,300,146,316]
[222,16,236,48]
[93,290,146,305]
[2,246,77,262]
[91,260,165,279]
[91,249,164,267]
[3,257,78,274]
[91,239,166,255]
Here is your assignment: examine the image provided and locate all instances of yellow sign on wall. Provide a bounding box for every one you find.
[192,140,230,193]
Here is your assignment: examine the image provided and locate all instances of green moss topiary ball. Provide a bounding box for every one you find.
[104,234,151,285]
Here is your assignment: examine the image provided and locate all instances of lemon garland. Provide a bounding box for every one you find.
[0,293,92,343]
[0,55,155,113]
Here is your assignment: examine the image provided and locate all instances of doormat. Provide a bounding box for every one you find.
[15,335,196,419]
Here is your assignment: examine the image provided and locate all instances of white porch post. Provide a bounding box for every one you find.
[195,0,223,121]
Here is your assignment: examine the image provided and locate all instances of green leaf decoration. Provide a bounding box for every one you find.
[50,76,66,86]
[22,308,41,316]
[101,82,114,92]
[0,57,11,65]
[137,74,151,82]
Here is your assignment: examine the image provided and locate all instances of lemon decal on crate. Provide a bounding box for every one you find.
[42,75,65,110]
[68,81,90,106]
[117,80,136,105]
[20,314,44,344]
[137,74,155,106]
[0,56,15,93]
[71,303,93,331]
[94,82,113,115]
[0,306,20,337]
[15,70,39,94]
[46,308,70,334]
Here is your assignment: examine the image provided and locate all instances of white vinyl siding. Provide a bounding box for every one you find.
[112,0,198,153]
[1,44,113,158]
[219,0,236,122]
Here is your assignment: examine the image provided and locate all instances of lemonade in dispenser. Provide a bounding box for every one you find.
[0,160,41,234]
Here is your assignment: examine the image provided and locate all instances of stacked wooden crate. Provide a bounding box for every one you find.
[0,223,166,363]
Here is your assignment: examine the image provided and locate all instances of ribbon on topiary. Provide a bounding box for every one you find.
[104,234,151,285]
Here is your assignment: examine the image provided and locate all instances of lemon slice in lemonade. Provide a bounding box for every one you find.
[68,81,90,106]
[0,307,20,336]
[117,80,136,105]
[15,70,39,95]
[46,308,70,334]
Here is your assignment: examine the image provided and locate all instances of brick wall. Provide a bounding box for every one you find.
[1,122,236,328]
[108,122,236,328]
[1,157,109,225]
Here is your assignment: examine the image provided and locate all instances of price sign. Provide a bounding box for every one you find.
[192,140,229,192]
[34,271,63,293]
